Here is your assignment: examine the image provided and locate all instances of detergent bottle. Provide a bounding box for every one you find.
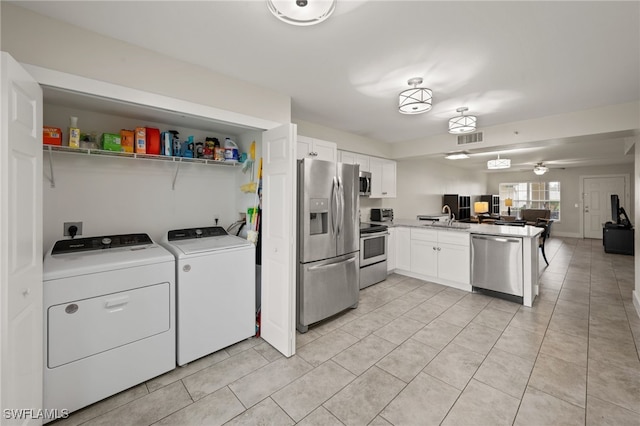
[224,137,239,162]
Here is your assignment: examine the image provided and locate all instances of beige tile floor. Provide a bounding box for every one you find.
[53,237,640,426]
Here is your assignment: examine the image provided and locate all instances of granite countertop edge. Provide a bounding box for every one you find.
[365,219,544,238]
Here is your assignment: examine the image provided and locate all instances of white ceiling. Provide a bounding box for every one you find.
[13,1,640,170]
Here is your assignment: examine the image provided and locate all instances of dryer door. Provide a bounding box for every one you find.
[47,282,170,368]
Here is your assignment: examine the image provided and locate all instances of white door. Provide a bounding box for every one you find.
[583,176,626,239]
[261,124,296,357]
[0,52,43,425]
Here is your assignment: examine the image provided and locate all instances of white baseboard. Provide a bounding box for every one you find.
[633,290,640,320]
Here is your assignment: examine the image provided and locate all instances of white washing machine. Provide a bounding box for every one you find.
[163,226,255,366]
[43,233,175,418]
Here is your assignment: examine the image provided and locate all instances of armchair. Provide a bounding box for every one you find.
[520,209,551,226]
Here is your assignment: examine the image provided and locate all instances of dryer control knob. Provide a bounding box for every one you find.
[183,264,191,272]
[195,229,203,237]
[101,237,112,246]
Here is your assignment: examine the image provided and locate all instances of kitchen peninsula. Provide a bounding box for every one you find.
[388,219,544,307]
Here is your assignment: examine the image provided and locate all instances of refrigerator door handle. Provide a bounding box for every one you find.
[308,254,358,271]
[337,176,344,236]
[331,176,339,235]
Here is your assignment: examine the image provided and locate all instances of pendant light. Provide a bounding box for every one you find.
[487,154,511,170]
[267,0,336,26]
[398,77,432,114]
[533,162,549,175]
[448,107,477,134]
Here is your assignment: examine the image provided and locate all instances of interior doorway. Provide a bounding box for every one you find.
[582,175,627,239]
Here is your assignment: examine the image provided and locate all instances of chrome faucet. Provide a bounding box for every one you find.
[442,205,453,225]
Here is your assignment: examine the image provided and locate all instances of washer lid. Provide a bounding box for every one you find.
[168,234,253,255]
[43,241,174,281]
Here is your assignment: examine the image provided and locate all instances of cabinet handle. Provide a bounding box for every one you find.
[437,247,441,251]
[382,192,387,195]
[433,247,437,251]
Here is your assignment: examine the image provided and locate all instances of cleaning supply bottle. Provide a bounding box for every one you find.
[68,116,80,148]
[224,137,239,162]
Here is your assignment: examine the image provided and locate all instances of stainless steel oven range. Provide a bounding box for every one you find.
[359,223,388,289]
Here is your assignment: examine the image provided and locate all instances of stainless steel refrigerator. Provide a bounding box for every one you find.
[297,158,360,333]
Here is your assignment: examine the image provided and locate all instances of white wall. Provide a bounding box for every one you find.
[635,142,640,316]
[0,3,291,125]
[386,158,488,220]
[486,163,635,238]
[295,119,391,158]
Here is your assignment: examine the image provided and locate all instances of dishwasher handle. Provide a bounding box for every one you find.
[472,235,521,244]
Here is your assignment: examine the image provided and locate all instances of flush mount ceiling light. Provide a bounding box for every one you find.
[267,0,336,26]
[445,152,469,160]
[533,162,549,175]
[398,77,433,114]
[448,107,477,134]
[487,154,511,170]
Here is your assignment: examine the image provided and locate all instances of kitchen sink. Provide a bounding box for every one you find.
[423,221,471,230]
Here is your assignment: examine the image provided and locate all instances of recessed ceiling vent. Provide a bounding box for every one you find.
[457,131,483,145]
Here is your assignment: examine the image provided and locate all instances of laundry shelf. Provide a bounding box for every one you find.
[43,145,239,189]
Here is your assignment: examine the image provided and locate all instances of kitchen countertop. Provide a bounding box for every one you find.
[367,219,544,238]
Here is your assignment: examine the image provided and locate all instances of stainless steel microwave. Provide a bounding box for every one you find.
[359,171,371,196]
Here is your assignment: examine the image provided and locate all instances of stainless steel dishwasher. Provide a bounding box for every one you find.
[471,234,523,298]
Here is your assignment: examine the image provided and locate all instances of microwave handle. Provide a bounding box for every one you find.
[366,177,371,194]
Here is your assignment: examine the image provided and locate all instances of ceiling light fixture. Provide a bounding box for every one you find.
[267,0,336,26]
[398,77,432,114]
[448,107,477,134]
[533,162,549,175]
[487,154,511,170]
[445,152,469,160]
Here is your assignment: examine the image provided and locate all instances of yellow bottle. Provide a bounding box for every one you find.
[68,116,80,148]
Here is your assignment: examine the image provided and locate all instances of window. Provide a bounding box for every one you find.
[499,181,561,221]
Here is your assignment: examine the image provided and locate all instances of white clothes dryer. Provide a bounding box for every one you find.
[162,226,255,366]
[43,234,175,419]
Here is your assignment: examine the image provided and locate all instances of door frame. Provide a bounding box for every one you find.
[579,174,630,238]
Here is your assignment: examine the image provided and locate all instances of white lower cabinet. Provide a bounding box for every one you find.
[397,227,470,288]
[395,227,411,271]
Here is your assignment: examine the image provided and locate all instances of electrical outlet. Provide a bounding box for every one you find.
[63,221,83,237]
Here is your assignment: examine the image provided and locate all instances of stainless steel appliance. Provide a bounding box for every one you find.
[360,223,388,289]
[371,208,393,222]
[471,234,523,302]
[359,170,371,196]
[297,159,360,333]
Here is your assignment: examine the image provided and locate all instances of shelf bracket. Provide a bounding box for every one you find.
[172,160,181,190]
[45,146,55,188]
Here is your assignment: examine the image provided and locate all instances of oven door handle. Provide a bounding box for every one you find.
[361,232,389,240]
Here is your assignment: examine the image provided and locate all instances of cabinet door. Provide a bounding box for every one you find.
[387,228,396,272]
[437,243,470,284]
[369,157,396,198]
[296,135,314,160]
[313,139,337,162]
[395,227,411,271]
[411,240,438,277]
[355,153,370,172]
[339,150,356,164]
[381,160,396,197]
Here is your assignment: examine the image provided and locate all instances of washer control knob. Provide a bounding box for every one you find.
[101,237,112,246]
[183,264,191,272]
[195,229,203,237]
[65,304,78,314]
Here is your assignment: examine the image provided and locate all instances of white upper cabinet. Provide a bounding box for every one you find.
[339,151,370,172]
[369,157,396,198]
[297,135,337,162]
